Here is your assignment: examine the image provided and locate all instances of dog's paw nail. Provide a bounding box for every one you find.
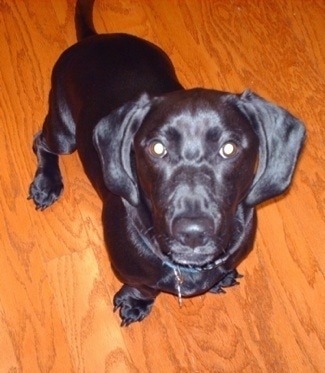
[120,318,131,327]
[120,320,126,327]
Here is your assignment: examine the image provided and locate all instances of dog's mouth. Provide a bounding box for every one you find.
[157,229,230,271]
[147,231,229,272]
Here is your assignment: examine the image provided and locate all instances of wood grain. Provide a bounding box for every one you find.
[0,0,324,371]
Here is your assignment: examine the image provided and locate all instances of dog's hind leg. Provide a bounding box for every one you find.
[29,86,77,210]
[28,131,64,210]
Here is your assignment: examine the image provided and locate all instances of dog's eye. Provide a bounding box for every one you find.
[148,141,167,157]
[219,142,238,158]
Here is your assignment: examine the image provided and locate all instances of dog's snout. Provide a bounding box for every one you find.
[172,217,214,248]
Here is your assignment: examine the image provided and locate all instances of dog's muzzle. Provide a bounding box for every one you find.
[160,209,227,267]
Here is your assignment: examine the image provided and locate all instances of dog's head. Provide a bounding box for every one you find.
[93,89,305,267]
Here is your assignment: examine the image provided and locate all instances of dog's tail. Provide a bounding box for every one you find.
[75,0,97,41]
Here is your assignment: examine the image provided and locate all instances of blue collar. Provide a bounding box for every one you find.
[162,254,229,273]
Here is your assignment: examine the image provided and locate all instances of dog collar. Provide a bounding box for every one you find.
[162,254,229,307]
[162,254,229,273]
[141,228,230,307]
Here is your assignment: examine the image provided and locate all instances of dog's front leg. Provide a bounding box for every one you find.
[113,285,160,326]
[28,131,64,210]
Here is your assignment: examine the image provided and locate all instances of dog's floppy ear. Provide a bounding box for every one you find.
[237,90,306,206]
[93,94,152,206]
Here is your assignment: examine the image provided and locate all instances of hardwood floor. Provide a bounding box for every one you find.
[0,0,324,371]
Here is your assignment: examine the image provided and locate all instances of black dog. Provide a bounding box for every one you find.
[29,0,305,326]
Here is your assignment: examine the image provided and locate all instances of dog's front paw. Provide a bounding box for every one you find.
[113,285,156,326]
[209,269,243,294]
[28,172,63,210]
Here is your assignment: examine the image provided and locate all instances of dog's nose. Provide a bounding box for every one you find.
[172,217,214,248]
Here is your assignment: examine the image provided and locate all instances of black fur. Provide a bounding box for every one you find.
[29,0,305,325]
